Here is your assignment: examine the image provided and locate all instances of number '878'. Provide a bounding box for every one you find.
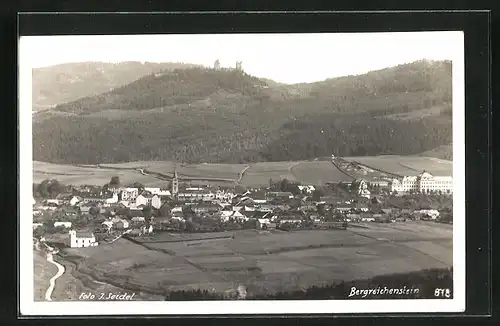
[434,288,451,298]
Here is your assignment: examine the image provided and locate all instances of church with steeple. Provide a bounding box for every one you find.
[171,166,179,196]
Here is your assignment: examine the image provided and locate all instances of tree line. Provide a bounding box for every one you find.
[33,112,451,164]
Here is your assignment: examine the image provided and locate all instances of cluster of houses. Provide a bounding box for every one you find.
[33,169,449,248]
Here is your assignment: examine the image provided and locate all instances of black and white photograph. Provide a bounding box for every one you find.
[19,31,465,315]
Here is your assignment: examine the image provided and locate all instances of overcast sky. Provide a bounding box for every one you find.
[21,32,463,84]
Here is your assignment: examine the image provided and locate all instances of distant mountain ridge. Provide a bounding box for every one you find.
[33,60,453,164]
[32,61,200,110]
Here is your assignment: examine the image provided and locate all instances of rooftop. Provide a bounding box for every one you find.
[74,231,94,238]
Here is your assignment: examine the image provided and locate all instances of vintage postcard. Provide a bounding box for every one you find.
[19,31,465,315]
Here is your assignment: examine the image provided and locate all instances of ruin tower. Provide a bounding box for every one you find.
[214,59,221,70]
[235,61,243,72]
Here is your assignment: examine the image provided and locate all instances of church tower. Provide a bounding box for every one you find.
[172,166,179,196]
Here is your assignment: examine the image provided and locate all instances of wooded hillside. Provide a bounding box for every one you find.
[33,60,453,164]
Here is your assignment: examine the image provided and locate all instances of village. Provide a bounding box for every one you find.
[32,167,454,249]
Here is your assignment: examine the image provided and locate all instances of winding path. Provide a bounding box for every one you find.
[44,251,65,301]
[136,167,236,183]
[236,165,250,184]
[107,229,132,243]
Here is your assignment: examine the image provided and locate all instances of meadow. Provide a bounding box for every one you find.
[58,222,452,299]
[33,155,451,187]
[290,161,354,184]
[239,161,301,187]
[33,161,160,186]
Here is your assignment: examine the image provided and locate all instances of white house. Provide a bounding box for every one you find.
[69,196,82,206]
[256,205,273,213]
[256,218,276,229]
[278,220,303,227]
[145,187,171,197]
[79,205,92,214]
[54,221,72,228]
[135,194,147,207]
[171,216,185,222]
[144,187,160,194]
[131,216,146,223]
[141,224,154,234]
[215,190,235,202]
[266,192,294,200]
[101,221,113,230]
[220,210,248,222]
[358,188,371,199]
[120,188,139,201]
[177,191,216,202]
[108,187,122,195]
[186,187,205,191]
[152,195,162,209]
[69,230,98,248]
[298,185,315,194]
[45,199,62,206]
[115,219,130,229]
[135,191,162,209]
[417,209,440,219]
[171,206,183,214]
[244,206,256,212]
[106,193,119,204]
[368,180,390,188]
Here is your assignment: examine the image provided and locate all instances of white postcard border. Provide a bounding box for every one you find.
[19,31,465,316]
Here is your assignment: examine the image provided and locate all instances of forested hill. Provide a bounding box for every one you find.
[33,60,453,164]
[32,61,200,110]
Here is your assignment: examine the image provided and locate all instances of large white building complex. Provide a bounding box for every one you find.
[390,171,453,195]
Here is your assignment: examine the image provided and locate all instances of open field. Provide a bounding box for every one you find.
[33,170,160,186]
[57,221,452,299]
[50,240,166,301]
[342,156,453,177]
[102,161,246,179]
[240,161,301,187]
[419,144,453,161]
[290,161,354,184]
[34,155,451,187]
[33,161,160,186]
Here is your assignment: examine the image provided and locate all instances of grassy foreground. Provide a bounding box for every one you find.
[165,268,453,300]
